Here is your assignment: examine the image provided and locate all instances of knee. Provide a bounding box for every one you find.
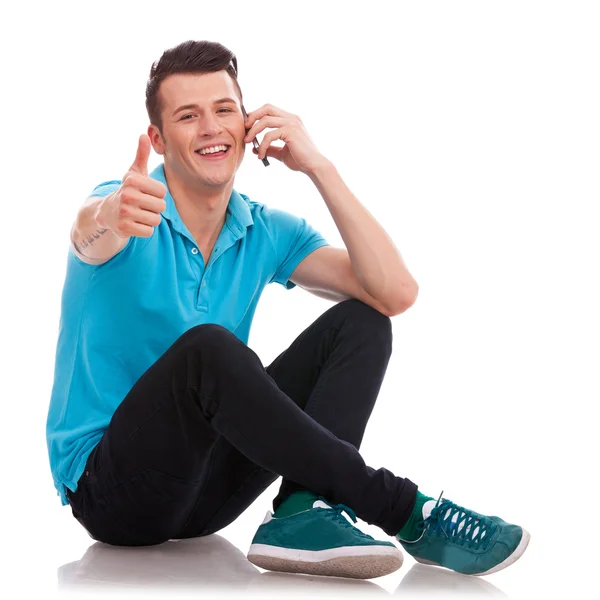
[178,324,241,356]
[183,323,237,345]
[338,299,392,339]
[334,299,393,359]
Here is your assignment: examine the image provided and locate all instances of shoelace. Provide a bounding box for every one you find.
[414,490,497,550]
[317,496,375,541]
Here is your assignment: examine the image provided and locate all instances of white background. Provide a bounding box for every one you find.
[2,0,598,598]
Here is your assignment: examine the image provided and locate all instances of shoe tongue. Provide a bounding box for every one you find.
[312,499,358,526]
[421,499,438,520]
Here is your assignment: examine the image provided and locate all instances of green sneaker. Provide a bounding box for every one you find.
[247,497,403,579]
[396,491,531,576]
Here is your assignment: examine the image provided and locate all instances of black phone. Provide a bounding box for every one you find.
[241,104,269,167]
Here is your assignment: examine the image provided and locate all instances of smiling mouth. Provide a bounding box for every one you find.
[195,145,231,159]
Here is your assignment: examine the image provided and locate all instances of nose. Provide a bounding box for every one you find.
[197,113,223,136]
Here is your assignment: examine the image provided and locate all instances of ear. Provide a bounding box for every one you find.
[148,124,165,156]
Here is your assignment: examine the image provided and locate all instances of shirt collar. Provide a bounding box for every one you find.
[149,162,253,239]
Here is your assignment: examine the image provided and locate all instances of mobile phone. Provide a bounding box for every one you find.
[242,104,269,167]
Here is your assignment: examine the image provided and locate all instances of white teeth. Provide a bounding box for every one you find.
[198,145,228,155]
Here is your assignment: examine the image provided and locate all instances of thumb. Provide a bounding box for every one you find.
[130,134,151,177]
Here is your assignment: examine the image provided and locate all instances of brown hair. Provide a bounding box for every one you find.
[145,40,243,135]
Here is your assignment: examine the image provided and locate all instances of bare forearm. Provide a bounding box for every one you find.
[308,161,418,309]
[71,196,127,263]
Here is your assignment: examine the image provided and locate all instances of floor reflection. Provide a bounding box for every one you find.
[58,534,508,597]
[57,534,385,595]
[394,562,509,597]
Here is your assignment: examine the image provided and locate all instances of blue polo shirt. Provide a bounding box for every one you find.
[46,162,330,506]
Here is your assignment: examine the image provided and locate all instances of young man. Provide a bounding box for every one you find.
[46,40,529,580]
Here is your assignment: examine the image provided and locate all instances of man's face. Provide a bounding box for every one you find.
[151,71,246,188]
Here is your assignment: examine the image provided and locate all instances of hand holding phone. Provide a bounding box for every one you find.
[242,104,269,167]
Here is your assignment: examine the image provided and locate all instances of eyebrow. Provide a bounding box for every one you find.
[172,98,237,116]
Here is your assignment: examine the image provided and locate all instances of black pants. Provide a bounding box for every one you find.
[66,299,418,546]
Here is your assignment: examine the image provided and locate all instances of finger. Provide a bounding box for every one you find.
[245,104,293,129]
[123,173,167,199]
[118,219,156,238]
[127,206,163,227]
[125,189,167,214]
[129,134,151,177]
[245,116,286,142]
[257,129,282,160]
[244,116,287,144]
[254,145,284,162]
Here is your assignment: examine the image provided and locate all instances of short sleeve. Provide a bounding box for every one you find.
[266,207,330,290]
[88,179,122,198]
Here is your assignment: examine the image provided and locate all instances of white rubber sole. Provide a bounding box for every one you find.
[414,527,531,576]
[247,543,403,579]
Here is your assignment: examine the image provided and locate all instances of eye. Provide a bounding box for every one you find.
[181,109,232,121]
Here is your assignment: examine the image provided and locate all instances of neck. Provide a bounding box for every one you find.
[164,161,233,243]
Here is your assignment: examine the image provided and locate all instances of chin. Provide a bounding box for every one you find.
[199,173,234,186]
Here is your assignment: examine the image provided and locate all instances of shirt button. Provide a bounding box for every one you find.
[202,281,207,286]
[191,248,199,254]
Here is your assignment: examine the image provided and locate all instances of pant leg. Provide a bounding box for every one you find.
[267,298,406,511]
[68,309,416,546]
[176,299,418,540]
[171,435,279,539]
